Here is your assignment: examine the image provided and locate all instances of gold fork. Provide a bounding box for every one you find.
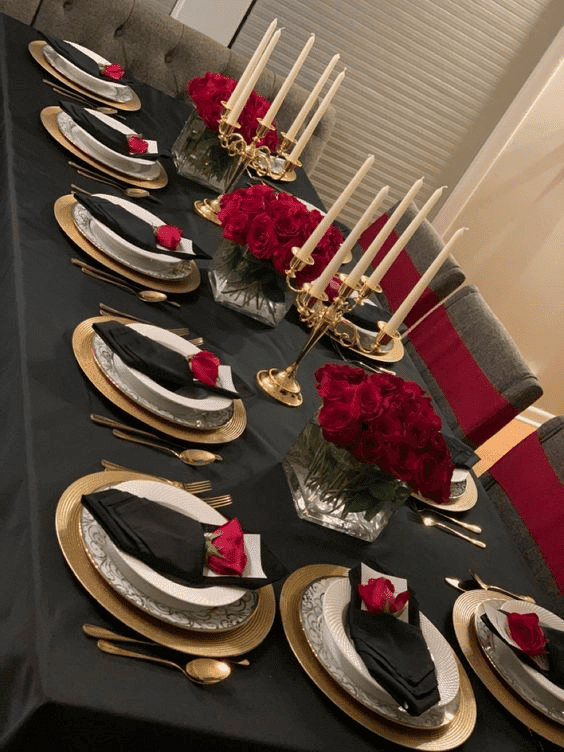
[100,459,212,494]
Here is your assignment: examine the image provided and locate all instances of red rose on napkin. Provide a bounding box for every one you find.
[358,577,409,616]
[101,63,125,81]
[191,351,220,387]
[507,612,549,657]
[206,518,248,576]
[127,135,148,155]
[155,225,183,250]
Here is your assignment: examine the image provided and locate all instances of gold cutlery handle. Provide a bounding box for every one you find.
[99,459,213,494]
[434,520,486,548]
[91,413,160,440]
[83,266,135,294]
[96,639,185,675]
[112,429,179,458]
[427,507,481,534]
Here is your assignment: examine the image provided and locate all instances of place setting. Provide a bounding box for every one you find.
[29,34,142,110]
[41,100,168,188]
[55,189,201,294]
[56,469,284,657]
[453,588,564,746]
[280,562,476,749]
[72,316,247,443]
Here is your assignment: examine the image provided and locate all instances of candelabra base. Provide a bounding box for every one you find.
[194,198,221,225]
[256,368,303,407]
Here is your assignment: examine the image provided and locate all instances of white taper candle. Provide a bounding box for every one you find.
[225,19,277,110]
[382,227,468,336]
[344,178,424,289]
[261,34,315,130]
[289,69,345,161]
[365,184,445,289]
[295,154,375,262]
[285,54,340,141]
[226,29,282,126]
[309,185,389,298]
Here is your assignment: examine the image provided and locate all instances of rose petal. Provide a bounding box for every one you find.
[155,225,182,251]
[206,518,247,576]
[102,63,125,81]
[191,350,220,386]
[127,135,148,155]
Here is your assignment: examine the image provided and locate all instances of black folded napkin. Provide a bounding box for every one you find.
[44,34,133,85]
[347,565,440,715]
[60,100,169,160]
[93,320,239,399]
[82,488,287,588]
[481,612,564,689]
[74,193,205,260]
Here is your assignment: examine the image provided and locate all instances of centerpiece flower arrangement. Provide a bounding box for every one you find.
[211,183,344,325]
[284,363,454,540]
[172,72,279,190]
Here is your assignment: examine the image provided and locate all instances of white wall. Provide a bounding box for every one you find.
[171,0,253,46]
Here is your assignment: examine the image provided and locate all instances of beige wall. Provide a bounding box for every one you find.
[435,27,564,418]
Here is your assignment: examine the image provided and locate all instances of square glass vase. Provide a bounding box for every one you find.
[283,419,406,542]
[172,110,241,192]
[209,239,295,327]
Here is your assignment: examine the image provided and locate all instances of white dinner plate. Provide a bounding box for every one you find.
[318,575,460,729]
[72,193,194,280]
[475,598,564,725]
[57,108,161,179]
[43,40,135,103]
[81,479,253,614]
[92,322,236,429]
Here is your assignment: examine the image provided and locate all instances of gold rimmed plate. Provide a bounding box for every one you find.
[280,564,476,749]
[452,590,564,747]
[41,107,167,189]
[30,41,141,111]
[56,470,275,655]
[55,195,200,294]
[72,317,247,444]
[413,471,478,513]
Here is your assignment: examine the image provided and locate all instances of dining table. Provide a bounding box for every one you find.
[1,10,562,751]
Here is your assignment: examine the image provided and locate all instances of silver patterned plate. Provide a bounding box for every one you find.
[92,322,235,430]
[72,195,193,281]
[475,598,564,725]
[300,576,459,729]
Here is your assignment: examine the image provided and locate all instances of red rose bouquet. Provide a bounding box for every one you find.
[285,362,454,530]
[212,184,344,324]
[173,73,279,190]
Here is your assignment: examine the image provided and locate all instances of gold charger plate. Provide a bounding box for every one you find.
[453,590,564,748]
[30,40,142,111]
[72,316,247,444]
[56,470,275,655]
[280,563,476,749]
[41,106,167,189]
[414,473,478,513]
[55,195,200,294]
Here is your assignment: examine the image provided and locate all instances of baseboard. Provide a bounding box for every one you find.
[518,406,555,428]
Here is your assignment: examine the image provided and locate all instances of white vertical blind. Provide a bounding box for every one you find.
[232,0,562,229]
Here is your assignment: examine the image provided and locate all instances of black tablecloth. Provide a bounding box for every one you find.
[0,12,558,752]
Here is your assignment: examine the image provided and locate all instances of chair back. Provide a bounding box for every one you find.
[404,284,542,447]
[481,416,564,608]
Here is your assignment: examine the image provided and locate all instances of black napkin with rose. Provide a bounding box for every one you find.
[347,565,440,715]
[74,193,207,260]
[82,488,287,588]
[93,321,239,399]
[59,100,169,160]
[43,34,133,85]
[481,608,564,688]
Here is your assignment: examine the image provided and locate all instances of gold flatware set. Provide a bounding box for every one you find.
[408,499,485,548]
[444,572,536,603]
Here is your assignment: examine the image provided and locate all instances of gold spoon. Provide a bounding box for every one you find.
[469,570,536,603]
[84,624,249,666]
[408,499,482,534]
[415,508,486,548]
[112,429,223,466]
[96,639,232,684]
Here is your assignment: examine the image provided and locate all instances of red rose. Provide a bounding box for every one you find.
[101,63,125,81]
[318,399,362,448]
[218,211,252,245]
[506,612,548,657]
[246,213,277,259]
[127,135,148,155]
[206,518,247,576]
[315,363,366,397]
[155,225,182,250]
[358,577,409,615]
[191,350,220,386]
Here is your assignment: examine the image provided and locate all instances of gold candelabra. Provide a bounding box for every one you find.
[256,253,404,406]
[194,108,301,226]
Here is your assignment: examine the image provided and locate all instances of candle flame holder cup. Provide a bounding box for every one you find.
[256,268,404,406]
[194,113,300,225]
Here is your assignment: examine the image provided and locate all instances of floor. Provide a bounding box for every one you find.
[473,418,536,476]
